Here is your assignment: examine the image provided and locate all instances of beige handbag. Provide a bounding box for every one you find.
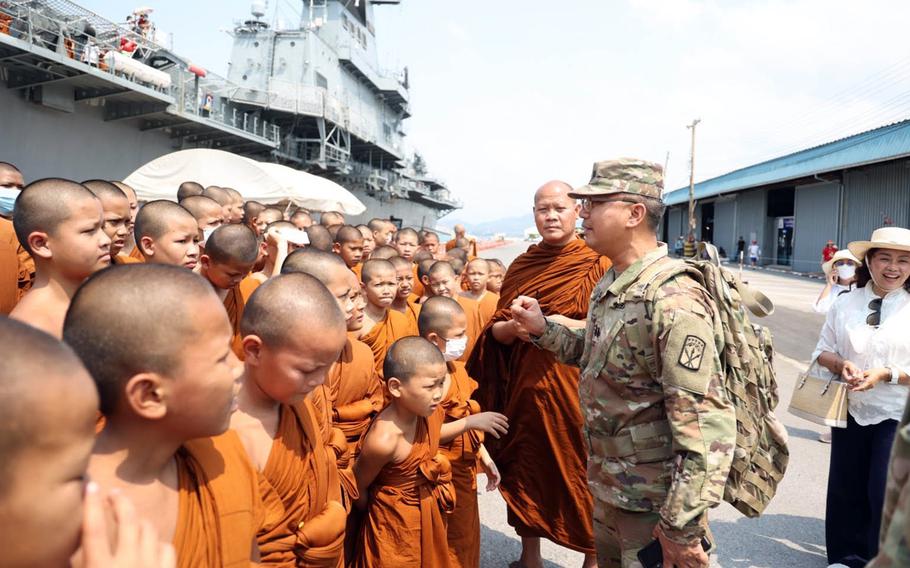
[788,361,849,428]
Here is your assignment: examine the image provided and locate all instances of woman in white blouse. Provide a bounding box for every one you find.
[814,249,861,314]
[812,227,910,568]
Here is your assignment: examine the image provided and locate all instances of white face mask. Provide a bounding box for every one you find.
[836,264,856,281]
[443,335,468,361]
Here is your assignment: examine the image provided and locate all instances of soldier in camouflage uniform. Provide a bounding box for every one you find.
[868,391,910,567]
[511,158,737,568]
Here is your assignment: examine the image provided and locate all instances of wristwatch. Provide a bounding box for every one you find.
[889,366,901,385]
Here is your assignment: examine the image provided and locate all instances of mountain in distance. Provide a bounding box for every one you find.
[444,213,535,238]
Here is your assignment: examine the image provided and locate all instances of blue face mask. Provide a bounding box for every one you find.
[0,187,20,216]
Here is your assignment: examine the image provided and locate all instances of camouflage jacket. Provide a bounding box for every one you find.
[868,391,910,567]
[534,244,736,543]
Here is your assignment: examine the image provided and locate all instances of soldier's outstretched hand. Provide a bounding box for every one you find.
[510,295,547,337]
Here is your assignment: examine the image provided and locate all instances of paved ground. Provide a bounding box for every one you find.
[474,241,832,567]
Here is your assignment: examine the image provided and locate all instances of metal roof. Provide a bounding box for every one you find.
[664,119,910,205]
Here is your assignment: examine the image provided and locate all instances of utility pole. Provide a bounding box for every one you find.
[687,118,701,238]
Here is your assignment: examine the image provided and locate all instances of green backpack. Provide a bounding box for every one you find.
[628,244,789,517]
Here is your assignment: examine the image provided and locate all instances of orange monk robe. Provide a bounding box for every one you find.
[400,296,421,331]
[352,262,363,282]
[440,362,483,568]
[257,399,351,567]
[454,295,483,363]
[112,252,142,265]
[354,407,455,568]
[128,245,144,261]
[330,338,383,449]
[0,217,19,314]
[466,238,610,555]
[176,430,287,568]
[224,276,261,360]
[411,264,425,298]
[358,309,418,377]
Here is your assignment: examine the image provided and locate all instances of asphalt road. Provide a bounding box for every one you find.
[474,242,832,567]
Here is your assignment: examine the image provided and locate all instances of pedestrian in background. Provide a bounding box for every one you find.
[814,250,861,314]
[823,239,839,262]
[812,227,910,568]
[748,240,761,267]
[737,236,745,260]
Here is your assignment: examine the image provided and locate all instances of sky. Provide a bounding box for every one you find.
[80,0,910,222]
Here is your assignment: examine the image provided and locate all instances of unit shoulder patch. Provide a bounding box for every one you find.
[678,335,706,371]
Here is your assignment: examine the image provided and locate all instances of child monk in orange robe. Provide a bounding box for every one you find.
[179,194,225,241]
[356,224,375,261]
[332,225,365,278]
[134,200,200,271]
[199,224,260,358]
[10,178,111,337]
[352,337,508,568]
[63,264,279,567]
[486,258,505,294]
[425,261,483,362]
[82,180,136,266]
[230,273,352,566]
[418,297,501,568]
[356,259,418,375]
[0,317,174,568]
[110,180,140,260]
[389,255,421,328]
[459,258,499,326]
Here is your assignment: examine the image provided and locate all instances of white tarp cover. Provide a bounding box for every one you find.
[123,149,366,214]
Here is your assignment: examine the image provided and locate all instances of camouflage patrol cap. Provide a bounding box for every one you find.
[569,158,664,200]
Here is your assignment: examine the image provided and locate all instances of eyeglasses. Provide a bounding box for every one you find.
[867,298,883,327]
[580,197,639,213]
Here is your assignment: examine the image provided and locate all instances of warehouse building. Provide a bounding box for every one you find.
[663,120,910,273]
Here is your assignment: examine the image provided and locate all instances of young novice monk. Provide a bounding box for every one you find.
[63,264,272,567]
[231,273,351,565]
[179,195,225,242]
[10,178,111,337]
[357,259,418,375]
[353,337,509,568]
[418,297,501,568]
[357,225,375,260]
[426,261,483,362]
[459,258,499,326]
[199,224,260,358]
[134,200,200,270]
[110,180,141,260]
[0,317,175,568]
[389,255,420,329]
[333,225,365,278]
[486,258,505,294]
[369,245,399,260]
[82,179,135,265]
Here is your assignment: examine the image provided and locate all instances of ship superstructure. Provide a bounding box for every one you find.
[0,0,458,228]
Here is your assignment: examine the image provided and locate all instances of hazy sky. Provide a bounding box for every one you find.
[81,0,910,222]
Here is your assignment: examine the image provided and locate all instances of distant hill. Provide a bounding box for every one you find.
[445,213,535,238]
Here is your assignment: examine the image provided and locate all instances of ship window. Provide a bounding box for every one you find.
[316,72,328,90]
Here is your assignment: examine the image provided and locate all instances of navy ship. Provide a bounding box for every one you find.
[0,0,459,228]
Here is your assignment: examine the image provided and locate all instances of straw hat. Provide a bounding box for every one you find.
[822,249,861,276]
[848,227,910,260]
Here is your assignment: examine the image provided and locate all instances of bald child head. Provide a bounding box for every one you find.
[418,295,466,338]
[258,207,284,227]
[370,245,399,260]
[305,224,333,252]
[282,248,359,330]
[177,181,204,201]
[134,200,200,269]
[204,224,258,265]
[333,225,364,268]
[414,249,433,263]
[0,318,98,567]
[203,186,230,206]
[291,209,313,230]
[361,258,396,285]
[320,210,345,227]
[83,179,130,257]
[383,336,446,385]
[180,195,224,232]
[13,178,101,254]
[244,200,265,228]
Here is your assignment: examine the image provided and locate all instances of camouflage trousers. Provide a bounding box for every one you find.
[593,500,712,568]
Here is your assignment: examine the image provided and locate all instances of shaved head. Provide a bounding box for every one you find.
[180,195,222,221]
[413,249,433,263]
[533,180,574,206]
[334,225,363,244]
[13,178,98,253]
[82,179,126,202]
[133,200,195,241]
[453,237,470,250]
[420,231,439,245]
[205,224,258,265]
[417,258,436,282]
[448,248,468,263]
[281,247,348,279]
[244,201,265,224]
[453,224,465,236]
[488,258,506,271]
[368,218,389,232]
[383,336,445,384]
[241,273,346,348]
[533,180,578,246]
[63,264,219,414]
[267,220,295,233]
[177,181,204,201]
[389,255,411,271]
[223,187,243,201]
[0,161,21,177]
[291,210,313,229]
[258,207,284,226]
[370,245,399,260]
[305,224,333,252]
[466,258,489,271]
[417,296,465,337]
[202,186,231,206]
[429,260,457,279]
[396,227,420,242]
[110,180,136,202]
[320,211,345,227]
[361,258,396,284]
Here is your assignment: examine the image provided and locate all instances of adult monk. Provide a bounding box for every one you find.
[177,181,204,201]
[444,224,466,251]
[0,161,32,314]
[467,180,610,568]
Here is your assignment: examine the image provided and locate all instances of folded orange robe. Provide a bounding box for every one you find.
[354,407,455,568]
[466,238,609,554]
[476,291,499,327]
[454,296,482,363]
[330,338,383,448]
[440,362,483,568]
[257,399,350,567]
[358,309,418,377]
[112,252,142,265]
[411,264,425,298]
[128,245,144,261]
[0,218,19,314]
[177,430,282,568]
